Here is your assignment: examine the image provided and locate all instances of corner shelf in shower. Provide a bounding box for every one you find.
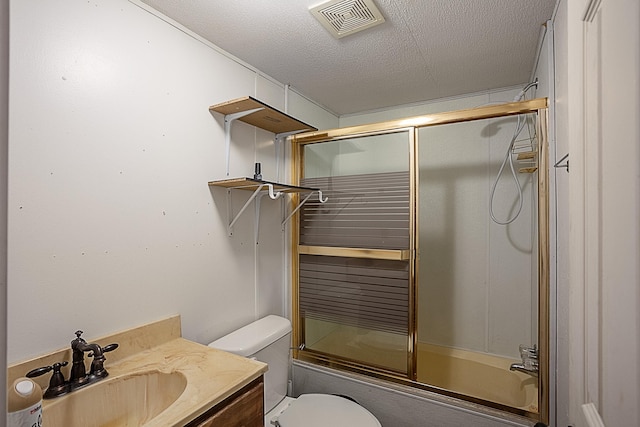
[208,177,327,240]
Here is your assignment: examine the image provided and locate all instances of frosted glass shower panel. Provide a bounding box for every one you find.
[303,132,409,178]
[300,255,410,374]
[416,114,539,411]
[417,115,537,357]
[299,131,411,375]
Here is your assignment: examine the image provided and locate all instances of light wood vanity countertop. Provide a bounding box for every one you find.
[8,315,268,426]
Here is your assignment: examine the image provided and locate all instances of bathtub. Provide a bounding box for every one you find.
[305,321,538,414]
[292,359,537,427]
[417,342,538,413]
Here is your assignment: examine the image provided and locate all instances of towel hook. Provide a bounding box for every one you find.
[554,153,569,173]
[317,190,328,203]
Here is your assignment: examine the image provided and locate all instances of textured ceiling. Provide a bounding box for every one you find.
[139,0,556,116]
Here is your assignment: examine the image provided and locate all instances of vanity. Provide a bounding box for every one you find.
[7,316,267,427]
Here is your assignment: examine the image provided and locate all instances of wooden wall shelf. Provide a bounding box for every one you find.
[208,177,318,194]
[209,96,318,178]
[209,96,317,135]
[208,178,327,241]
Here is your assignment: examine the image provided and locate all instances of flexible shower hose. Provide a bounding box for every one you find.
[489,80,538,225]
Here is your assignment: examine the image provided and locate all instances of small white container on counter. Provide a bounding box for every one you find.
[7,377,43,427]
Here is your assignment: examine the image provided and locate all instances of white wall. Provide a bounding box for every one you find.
[7,0,337,363]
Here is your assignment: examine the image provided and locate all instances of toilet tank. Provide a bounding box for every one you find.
[208,315,292,413]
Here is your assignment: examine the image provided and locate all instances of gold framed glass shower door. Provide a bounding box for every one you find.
[290,98,549,423]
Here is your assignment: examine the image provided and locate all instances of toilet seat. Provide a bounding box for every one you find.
[269,394,381,427]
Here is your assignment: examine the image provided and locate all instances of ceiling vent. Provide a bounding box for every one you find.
[310,0,386,39]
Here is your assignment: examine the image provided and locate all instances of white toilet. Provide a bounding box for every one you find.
[208,315,382,427]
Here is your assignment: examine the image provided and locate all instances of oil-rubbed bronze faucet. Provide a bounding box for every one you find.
[26,330,118,399]
[70,330,108,383]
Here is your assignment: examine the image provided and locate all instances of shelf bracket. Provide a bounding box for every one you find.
[255,191,273,245]
[226,183,282,236]
[224,108,264,176]
[274,130,308,182]
[281,190,328,230]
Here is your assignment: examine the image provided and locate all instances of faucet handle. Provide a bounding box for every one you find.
[88,343,118,378]
[26,364,53,379]
[26,361,68,380]
[71,330,87,348]
[88,343,118,358]
[519,344,538,359]
[103,343,118,353]
[26,361,70,398]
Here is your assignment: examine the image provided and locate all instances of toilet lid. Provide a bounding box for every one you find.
[272,394,381,427]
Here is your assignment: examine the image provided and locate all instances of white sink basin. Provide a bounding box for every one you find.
[43,370,187,427]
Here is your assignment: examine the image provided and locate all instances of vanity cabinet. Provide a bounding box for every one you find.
[186,376,264,427]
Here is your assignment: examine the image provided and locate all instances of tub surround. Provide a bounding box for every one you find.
[8,316,268,426]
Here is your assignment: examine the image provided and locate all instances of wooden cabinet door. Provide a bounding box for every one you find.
[188,376,264,427]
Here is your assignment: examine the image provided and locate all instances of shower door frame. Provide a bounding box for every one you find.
[289,98,549,423]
